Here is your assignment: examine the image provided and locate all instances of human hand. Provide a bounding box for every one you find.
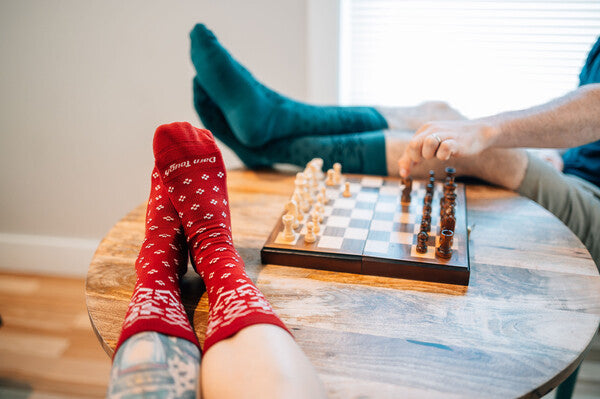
[397,119,499,177]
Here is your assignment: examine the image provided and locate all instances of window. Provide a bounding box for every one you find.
[339,0,600,118]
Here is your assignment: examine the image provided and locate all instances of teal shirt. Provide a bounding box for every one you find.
[562,36,600,187]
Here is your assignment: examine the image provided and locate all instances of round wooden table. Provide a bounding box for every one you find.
[86,170,600,398]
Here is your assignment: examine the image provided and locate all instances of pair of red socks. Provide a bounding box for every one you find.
[115,122,289,355]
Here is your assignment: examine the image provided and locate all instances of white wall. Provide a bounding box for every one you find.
[0,0,310,275]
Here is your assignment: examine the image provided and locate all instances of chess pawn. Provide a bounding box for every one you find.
[333,162,342,184]
[304,222,316,243]
[319,186,329,204]
[281,214,296,242]
[440,196,446,217]
[311,211,321,233]
[424,192,433,205]
[416,230,429,253]
[426,183,434,196]
[292,191,305,221]
[343,181,352,197]
[422,203,432,216]
[315,203,325,221]
[420,217,431,233]
[436,229,454,259]
[326,169,335,186]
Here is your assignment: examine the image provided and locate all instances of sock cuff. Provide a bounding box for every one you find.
[202,313,292,353]
[114,316,201,359]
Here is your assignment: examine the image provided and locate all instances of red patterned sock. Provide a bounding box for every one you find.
[153,122,290,352]
[114,167,200,356]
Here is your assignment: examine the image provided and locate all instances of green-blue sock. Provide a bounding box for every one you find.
[193,79,388,175]
[190,24,388,149]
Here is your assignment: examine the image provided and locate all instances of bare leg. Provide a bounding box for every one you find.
[108,332,200,399]
[201,324,327,399]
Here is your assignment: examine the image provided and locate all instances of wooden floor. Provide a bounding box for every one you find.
[0,270,598,399]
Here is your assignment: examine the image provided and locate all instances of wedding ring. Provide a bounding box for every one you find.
[431,134,442,146]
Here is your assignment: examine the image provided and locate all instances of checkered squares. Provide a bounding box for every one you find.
[268,175,467,267]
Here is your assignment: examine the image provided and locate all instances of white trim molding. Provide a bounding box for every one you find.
[0,232,100,277]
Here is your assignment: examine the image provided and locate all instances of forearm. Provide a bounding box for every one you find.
[485,83,600,149]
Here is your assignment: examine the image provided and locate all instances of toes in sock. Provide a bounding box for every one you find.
[153,122,290,351]
[190,24,388,148]
[114,168,200,356]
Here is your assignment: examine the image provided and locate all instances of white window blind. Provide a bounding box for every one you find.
[339,0,600,118]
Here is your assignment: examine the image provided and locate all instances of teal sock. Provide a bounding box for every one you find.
[190,24,388,149]
[193,79,388,175]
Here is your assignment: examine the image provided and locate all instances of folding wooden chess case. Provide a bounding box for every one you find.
[261,174,470,285]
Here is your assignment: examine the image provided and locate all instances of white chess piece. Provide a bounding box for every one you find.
[292,192,305,221]
[285,200,299,229]
[311,212,320,233]
[281,214,296,242]
[326,169,335,186]
[333,163,342,184]
[304,222,316,243]
[312,158,324,180]
[343,181,352,197]
[319,186,329,204]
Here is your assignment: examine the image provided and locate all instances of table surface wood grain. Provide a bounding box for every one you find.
[86,170,600,399]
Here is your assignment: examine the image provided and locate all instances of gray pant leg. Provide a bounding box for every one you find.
[518,153,600,269]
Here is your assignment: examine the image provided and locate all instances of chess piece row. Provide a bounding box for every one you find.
[415,168,456,259]
[436,167,457,259]
[280,159,345,243]
[416,170,436,254]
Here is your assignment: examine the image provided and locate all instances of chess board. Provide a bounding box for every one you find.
[261,174,470,285]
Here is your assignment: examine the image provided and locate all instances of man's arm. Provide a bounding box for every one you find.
[398,83,600,177]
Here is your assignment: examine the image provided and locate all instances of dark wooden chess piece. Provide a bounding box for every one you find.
[422,203,432,216]
[436,229,454,259]
[420,217,431,233]
[416,230,428,253]
[442,214,456,233]
[425,183,434,197]
[401,176,413,204]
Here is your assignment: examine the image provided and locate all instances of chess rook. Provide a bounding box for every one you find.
[436,229,454,259]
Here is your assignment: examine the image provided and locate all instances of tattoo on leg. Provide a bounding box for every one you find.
[108,332,201,399]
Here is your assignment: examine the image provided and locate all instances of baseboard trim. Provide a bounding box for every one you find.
[0,232,100,277]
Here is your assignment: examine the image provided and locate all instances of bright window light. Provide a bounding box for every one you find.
[339,0,600,118]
